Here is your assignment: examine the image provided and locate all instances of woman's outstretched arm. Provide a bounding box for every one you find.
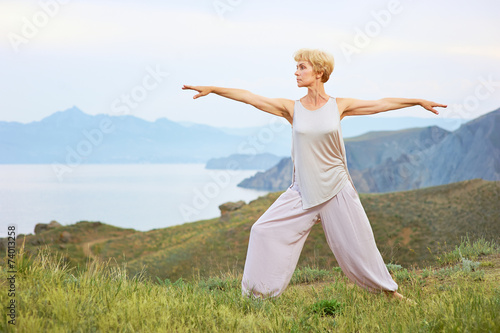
[337,97,447,120]
[182,85,294,124]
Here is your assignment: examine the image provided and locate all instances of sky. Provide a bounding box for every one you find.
[1,0,499,128]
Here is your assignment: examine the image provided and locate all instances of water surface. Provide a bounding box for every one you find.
[0,164,269,236]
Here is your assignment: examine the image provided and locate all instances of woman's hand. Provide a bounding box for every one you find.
[182,85,294,124]
[419,100,447,115]
[182,85,213,99]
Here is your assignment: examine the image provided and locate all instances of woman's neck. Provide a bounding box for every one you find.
[302,83,329,107]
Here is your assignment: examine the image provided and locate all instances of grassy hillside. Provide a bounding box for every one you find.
[12,179,500,282]
[1,238,498,332]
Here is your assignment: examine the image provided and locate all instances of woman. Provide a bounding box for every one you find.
[183,48,446,301]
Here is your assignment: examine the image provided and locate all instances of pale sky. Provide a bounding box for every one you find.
[1,0,499,128]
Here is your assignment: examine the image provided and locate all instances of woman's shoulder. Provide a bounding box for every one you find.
[282,98,296,110]
[335,97,348,108]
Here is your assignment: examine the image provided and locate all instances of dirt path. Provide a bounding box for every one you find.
[82,232,139,260]
[82,237,116,260]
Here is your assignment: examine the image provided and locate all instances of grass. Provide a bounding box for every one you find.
[1,238,499,332]
[291,267,335,284]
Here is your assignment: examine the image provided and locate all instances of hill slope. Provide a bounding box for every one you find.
[14,179,500,281]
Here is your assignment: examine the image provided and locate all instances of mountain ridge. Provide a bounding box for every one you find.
[0,107,291,164]
[0,106,479,165]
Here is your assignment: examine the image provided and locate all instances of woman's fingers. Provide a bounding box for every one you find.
[182,85,196,91]
[431,102,447,108]
[182,85,203,99]
[433,102,447,114]
[424,101,447,115]
[182,85,201,92]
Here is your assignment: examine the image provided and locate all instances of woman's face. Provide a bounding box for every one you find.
[295,60,319,87]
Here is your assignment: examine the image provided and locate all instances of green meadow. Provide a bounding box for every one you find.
[1,238,499,332]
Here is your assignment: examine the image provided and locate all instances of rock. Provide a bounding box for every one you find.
[30,238,43,246]
[34,224,48,234]
[48,220,62,228]
[219,201,245,221]
[34,220,62,234]
[60,231,71,243]
[219,200,245,214]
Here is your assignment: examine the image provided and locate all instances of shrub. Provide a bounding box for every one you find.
[437,236,498,265]
[308,299,343,317]
[386,263,403,272]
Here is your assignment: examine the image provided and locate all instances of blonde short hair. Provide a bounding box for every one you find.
[293,49,335,83]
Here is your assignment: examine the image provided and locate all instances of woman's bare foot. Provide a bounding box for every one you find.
[384,291,417,305]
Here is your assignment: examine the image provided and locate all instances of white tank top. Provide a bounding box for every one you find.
[291,97,356,209]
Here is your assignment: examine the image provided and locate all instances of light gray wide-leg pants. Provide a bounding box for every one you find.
[241,181,398,298]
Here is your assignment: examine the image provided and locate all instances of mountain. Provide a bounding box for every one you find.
[344,126,450,171]
[238,108,500,193]
[352,109,500,192]
[12,179,500,281]
[205,153,284,170]
[0,107,292,164]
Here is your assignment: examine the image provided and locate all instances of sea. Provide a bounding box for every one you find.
[0,164,270,236]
